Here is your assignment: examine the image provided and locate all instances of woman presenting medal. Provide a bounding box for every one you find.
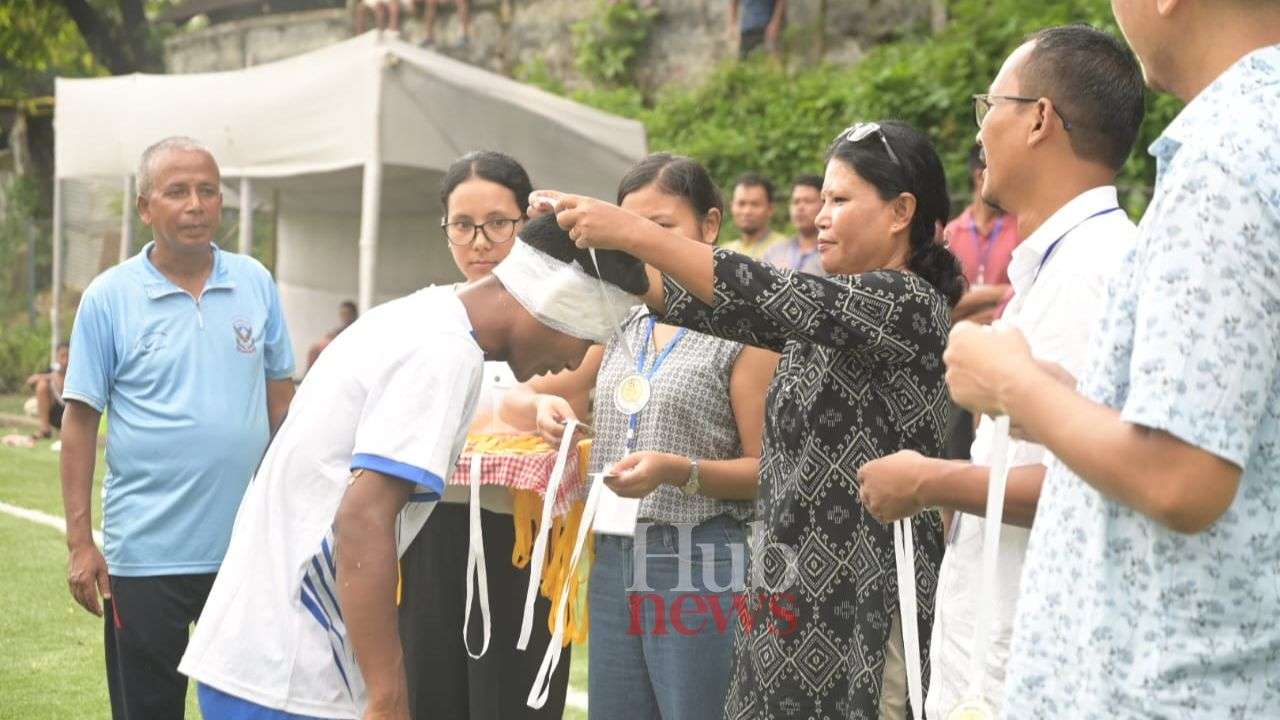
[538,122,965,719]
[505,153,777,720]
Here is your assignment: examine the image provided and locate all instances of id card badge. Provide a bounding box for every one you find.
[592,483,640,536]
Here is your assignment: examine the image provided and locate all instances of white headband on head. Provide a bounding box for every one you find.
[492,239,643,343]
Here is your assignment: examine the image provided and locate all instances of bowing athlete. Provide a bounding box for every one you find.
[179,216,648,720]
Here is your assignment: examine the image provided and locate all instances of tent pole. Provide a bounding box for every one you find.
[239,177,253,255]
[358,50,387,314]
[357,160,383,314]
[120,175,134,263]
[50,178,64,363]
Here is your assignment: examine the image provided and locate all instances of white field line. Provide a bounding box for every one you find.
[0,500,103,545]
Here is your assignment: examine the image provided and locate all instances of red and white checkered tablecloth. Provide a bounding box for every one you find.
[449,447,586,518]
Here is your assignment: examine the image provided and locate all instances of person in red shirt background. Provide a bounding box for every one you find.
[941,144,1022,459]
[945,144,1022,324]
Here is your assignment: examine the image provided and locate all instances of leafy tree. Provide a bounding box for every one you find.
[52,0,164,76]
[0,1,104,101]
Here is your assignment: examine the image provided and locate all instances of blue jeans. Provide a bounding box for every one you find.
[588,515,747,720]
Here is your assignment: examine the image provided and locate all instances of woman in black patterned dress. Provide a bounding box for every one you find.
[540,121,965,719]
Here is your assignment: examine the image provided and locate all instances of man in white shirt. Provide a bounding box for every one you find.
[180,216,648,720]
[855,25,1146,718]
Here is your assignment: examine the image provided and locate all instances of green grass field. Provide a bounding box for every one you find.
[0,393,29,416]
[0,414,588,719]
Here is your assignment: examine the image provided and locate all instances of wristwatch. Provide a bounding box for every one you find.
[679,458,701,496]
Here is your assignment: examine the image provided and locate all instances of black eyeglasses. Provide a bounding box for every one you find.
[972,94,1073,131]
[441,217,522,246]
[839,122,902,166]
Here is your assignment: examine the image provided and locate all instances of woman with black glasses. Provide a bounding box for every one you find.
[398,150,575,719]
[538,121,965,718]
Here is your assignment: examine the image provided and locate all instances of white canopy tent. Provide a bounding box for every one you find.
[53,31,647,371]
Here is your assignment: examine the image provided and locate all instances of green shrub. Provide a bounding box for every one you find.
[571,0,660,87]
[0,321,55,394]
[561,0,1182,221]
[514,56,565,95]
[643,58,856,205]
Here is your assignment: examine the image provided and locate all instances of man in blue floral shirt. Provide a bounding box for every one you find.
[943,1,1280,717]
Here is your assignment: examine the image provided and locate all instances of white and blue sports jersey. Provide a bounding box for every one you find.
[180,286,483,718]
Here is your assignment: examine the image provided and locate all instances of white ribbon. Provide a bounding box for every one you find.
[492,240,642,344]
[958,415,1016,709]
[526,472,604,709]
[516,418,578,650]
[462,454,491,659]
[894,517,924,720]
[586,246,636,359]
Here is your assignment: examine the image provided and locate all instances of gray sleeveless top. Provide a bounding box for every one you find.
[591,308,754,525]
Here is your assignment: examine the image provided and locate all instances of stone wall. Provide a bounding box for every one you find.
[165,1,933,91]
[165,8,351,74]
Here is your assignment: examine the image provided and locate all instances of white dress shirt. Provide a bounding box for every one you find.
[924,186,1136,718]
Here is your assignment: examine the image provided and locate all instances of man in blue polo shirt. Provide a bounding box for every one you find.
[60,136,296,720]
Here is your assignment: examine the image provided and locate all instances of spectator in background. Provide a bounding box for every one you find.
[729,0,786,58]
[355,0,407,34]
[763,174,825,275]
[940,145,1022,460]
[422,0,471,49]
[306,299,359,372]
[945,144,1021,324]
[25,341,69,439]
[59,136,296,720]
[721,172,787,259]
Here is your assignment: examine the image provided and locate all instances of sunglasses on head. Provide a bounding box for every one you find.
[839,122,902,167]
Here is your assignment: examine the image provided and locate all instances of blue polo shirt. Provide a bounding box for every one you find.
[63,242,295,577]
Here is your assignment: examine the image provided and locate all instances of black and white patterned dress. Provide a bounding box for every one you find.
[662,249,951,719]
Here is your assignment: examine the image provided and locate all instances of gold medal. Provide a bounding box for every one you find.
[614,373,651,416]
[946,698,995,720]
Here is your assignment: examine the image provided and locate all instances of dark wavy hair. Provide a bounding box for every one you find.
[439,150,534,220]
[518,215,650,297]
[825,121,966,307]
[616,152,724,221]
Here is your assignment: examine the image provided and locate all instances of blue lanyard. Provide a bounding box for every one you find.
[1034,207,1123,281]
[625,316,688,451]
[969,214,1005,284]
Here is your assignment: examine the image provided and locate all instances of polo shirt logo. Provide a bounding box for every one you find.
[233,317,256,354]
[137,331,167,355]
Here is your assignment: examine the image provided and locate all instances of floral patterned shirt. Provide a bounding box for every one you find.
[1003,44,1280,719]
